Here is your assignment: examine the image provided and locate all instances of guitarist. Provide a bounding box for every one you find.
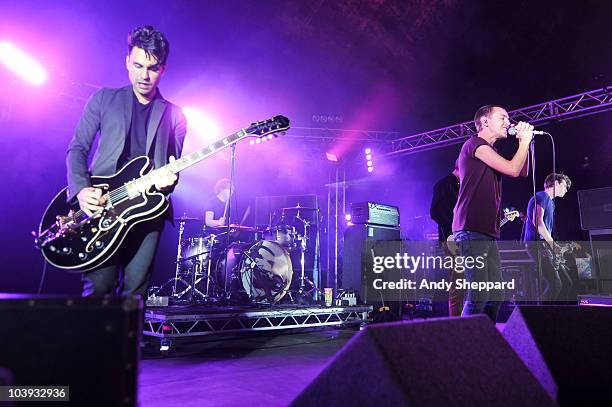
[66,26,187,297]
[452,105,532,322]
[430,160,462,316]
[520,173,572,301]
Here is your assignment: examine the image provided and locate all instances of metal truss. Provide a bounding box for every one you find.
[286,126,399,144]
[143,305,371,339]
[386,85,612,158]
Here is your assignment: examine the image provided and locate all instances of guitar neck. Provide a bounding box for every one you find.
[127,129,248,195]
[167,130,247,174]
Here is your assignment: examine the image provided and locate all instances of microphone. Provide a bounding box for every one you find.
[507,127,546,137]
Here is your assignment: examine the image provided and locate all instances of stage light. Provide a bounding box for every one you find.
[255,138,261,144]
[365,154,372,160]
[364,148,371,155]
[0,41,47,85]
[367,166,374,173]
[249,140,255,146]
[267,134,273,140]
[181,107,221,143]
[366,160,373,167]
[345,214,352,221]
[325,152,338,162]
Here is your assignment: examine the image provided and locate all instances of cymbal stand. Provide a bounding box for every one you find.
[295,210,316,300]
[161,217,192,299]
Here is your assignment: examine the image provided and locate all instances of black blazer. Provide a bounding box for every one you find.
[66,85,187,217]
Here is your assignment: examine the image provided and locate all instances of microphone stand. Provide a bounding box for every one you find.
[529,139,543,304]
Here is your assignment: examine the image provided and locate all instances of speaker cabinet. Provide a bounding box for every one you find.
[342,223,401,302]
[578,187,612,230]
[292,315,554,406]
[503,305,612,405]
[0,295,141,406]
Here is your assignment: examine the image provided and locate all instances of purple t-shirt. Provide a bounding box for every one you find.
[452,136,502,238]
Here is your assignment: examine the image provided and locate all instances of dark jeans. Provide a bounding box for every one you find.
[454,230,504,322]
[526,242,570,302]
[82,219,163,298]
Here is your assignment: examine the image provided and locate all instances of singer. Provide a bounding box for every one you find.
[452,105,533,321]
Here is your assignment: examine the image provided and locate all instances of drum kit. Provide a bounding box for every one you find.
[162,205,318,305]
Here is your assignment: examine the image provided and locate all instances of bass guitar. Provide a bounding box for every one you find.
[35,115,290,271]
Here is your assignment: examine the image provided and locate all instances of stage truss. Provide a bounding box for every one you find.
[143,304,371,349]
[385,85,612,158]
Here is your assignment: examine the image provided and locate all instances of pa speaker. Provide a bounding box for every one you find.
[503,305,612,405]
[292,315,554,406]
[0,295,141,406]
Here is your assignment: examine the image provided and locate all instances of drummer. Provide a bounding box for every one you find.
[204,178,231,228]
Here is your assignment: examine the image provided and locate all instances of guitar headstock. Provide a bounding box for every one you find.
[503,209,520,222]
[245,115,290,139]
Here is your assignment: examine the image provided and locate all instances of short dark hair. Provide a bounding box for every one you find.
[474,105,504,132]
[544,173,571,190]
[127,25,169,66]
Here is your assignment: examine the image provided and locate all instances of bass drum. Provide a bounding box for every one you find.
[222,240,292,304]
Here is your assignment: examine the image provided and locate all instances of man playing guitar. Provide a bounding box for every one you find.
[521,173,572,301]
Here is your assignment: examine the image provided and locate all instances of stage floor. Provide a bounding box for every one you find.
[139,321,508,406]
[138,329,358,406]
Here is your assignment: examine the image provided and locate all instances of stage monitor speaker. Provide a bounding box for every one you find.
[503,305,612,406]
[0,295,141,406]
[342,223,401,302]
[291,315,554,406]
[577,187,612,230]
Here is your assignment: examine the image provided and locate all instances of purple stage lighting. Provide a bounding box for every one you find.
[326,152,338,162]
[249,139,255,146]
[367,166,374,173]
[364,148,371,155]
[366,160,373,167]
[182,107,220,145]
[345,213,352,221]
[0,41,47,85]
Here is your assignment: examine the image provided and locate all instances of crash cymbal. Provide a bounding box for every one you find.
[281,206,318,211]
[175,216,202,222]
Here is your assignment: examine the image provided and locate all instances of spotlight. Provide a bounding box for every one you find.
[364,148,374,173]
[181,107,221,143]
[325,152,338,162]
[345,214,352,221]
[255,138,261,144]
[0,41,47,85]
[249,140,255,146]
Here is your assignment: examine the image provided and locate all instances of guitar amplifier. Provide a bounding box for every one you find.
[351,202,400,227]
[578,187,612,230]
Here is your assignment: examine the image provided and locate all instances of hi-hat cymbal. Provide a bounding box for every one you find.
[175,216,202,222]
[229,224,259,232]
[282,206,318,211]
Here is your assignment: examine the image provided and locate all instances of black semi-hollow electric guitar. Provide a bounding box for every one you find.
[35,115,290,271]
